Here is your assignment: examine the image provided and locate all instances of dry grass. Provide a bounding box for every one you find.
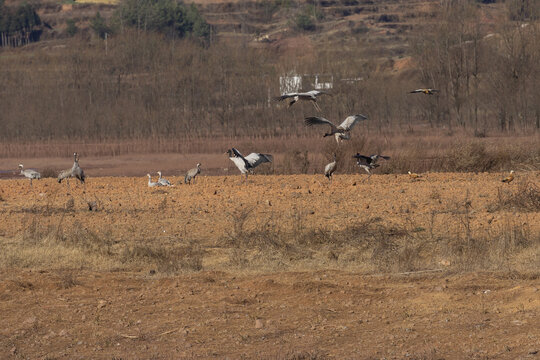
[490,182,540,213]
[3,204,538,275]
[219,203,538,274]
[1,133,538,176]
[1,175,538,275]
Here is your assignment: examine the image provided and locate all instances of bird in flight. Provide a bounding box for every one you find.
[274,90,331,112]
[304,114,367,143]
[410,88,439,95]
[226,148,273,181]
[352,154,390,179]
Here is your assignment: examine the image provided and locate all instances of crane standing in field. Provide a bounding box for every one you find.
[274,90,331,112]
[58,152,85,187]
[184,163,201,185]
[18,164,41,186]
[324,154,337,183]
[304,114,368,143]
[226,148,273,182]
[157,171,172,186]
[71,153,86,185]
[147,174,161,187]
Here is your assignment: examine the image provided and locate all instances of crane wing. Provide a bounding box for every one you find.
[273,93,298,101]
[231,148,251,169]
[304,117,338,131]
[370,155,390,162]
[245,153,273,168]
[352,153,372,165]
[305,90,331,97]
[338,114,367,131]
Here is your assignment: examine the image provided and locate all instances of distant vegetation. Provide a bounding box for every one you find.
[113,0,210,42]
[0,0,538,147]
[0,1,42,47]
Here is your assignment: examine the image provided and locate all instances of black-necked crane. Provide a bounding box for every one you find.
[18,164,41,186]
[226,148,273,181]
[501,170,515,184]
[352,154,390,179]
[274,90,331,112]
[324,154,337,183]
[157,171,172,186]
[410,88,439,95]
[304,114,367,143]
[184,163,201,185]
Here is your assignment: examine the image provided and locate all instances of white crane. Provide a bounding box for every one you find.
[157,171,172,186]
[304,114,367,143]
[18,164,41,186]
[352,153,390,179]
[184,163,201,185]
[147,174,161,187]
[274,90,331,112]
[226,148,273,181]
[324,154,337,183]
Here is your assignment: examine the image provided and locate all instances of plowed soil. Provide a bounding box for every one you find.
[0,173,539,359]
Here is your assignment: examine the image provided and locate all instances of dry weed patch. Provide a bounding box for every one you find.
[489,182,540,213]
[1,175,538,275]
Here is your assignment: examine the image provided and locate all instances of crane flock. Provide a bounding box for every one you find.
[11,86,514,187]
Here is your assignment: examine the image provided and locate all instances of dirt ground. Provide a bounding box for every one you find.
[1,270,539,359]
[0,173,539,358]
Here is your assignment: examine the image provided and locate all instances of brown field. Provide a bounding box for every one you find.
[1,172,539,358]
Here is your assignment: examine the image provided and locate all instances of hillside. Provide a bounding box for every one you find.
[6,0,507,62]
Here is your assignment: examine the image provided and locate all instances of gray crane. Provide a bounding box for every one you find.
[274,90,331,112]
[324,154,337,183]
[71,153,85,184]
[352,153,390,179]
[18,164,41,186]
[226,148,273,181]
[157,171,172,186]
[147,174,161,187]
[184,163,201,185]
[305,114,367,143]
[58,152,85,186]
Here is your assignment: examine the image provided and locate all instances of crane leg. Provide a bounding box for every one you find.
[312,101,322,112]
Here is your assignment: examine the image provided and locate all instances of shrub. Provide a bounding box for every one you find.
[378,14,399,22]
[295,13,315,31]
[65,19,78,37]
[114,0,210,42]
[91,12,110,39]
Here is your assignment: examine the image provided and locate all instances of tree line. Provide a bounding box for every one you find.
[0,0,538,141]
[0,1,42,47]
